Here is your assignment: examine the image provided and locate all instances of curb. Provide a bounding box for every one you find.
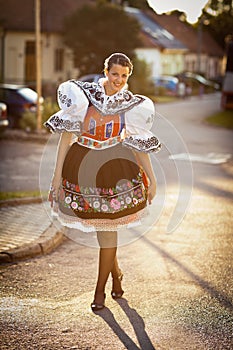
[0,197,65,264]
[0,224,65,264]
[0,129,50,144]
[0,196,44,208]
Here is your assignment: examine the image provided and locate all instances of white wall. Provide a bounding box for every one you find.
[3,31,78,86]
[135,48,161,77]
[4,32,30,83]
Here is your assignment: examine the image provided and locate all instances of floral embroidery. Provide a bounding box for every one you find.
[58,91,72,107]
[110,198,121,210]
[60,172,147,214]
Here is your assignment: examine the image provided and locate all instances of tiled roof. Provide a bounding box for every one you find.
[0,0,94,32]
[125,7,187,50]
[146,11,224,57]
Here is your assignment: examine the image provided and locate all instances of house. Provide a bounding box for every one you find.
[146,10,224,79]
[125,7,189,77]
[0,0,94,95]
[0,0,223,97]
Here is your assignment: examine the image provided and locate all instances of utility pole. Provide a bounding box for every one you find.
[197,18,203,73]
[35,0,42,131]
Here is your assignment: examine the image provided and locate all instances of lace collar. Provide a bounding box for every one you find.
[71,79,145,116]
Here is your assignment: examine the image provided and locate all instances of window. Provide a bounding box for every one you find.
[55,48,64,72]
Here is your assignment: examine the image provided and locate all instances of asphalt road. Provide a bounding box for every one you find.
[0,93,233,349]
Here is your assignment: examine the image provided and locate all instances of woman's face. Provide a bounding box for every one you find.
[105,64,130,95]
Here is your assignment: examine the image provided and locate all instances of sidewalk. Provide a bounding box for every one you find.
[0,199,64,264]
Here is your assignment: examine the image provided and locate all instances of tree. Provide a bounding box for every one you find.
[201,0,233,49]
[63,3,142,76]
[129,58,155,96]
[104,0,150,9]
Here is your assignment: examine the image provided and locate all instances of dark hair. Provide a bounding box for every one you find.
[104,53,133,75]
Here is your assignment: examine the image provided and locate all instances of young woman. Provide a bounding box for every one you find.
[45,53,161,311]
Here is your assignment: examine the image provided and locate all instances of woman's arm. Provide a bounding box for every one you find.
[50,132,73,201]
[134,152,156,205]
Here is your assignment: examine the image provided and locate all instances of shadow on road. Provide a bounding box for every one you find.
[142,236,233,312]
[94,298,156,350]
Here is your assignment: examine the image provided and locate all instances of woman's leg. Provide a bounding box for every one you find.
[93,231,117,304]
[111,256,124,294]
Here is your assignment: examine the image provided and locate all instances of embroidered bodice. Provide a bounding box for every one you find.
[82,105,125,141]
[44,79,161,153]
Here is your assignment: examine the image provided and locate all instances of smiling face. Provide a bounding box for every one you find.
[104,64,130,95]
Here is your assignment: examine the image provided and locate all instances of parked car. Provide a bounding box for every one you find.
[0,102,9,131]
[78,74,104,83]
[153,75,179,94]
[176,72,220,90]
[0,84,43,128]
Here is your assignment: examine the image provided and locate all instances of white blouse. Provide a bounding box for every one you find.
[44,79,161,153]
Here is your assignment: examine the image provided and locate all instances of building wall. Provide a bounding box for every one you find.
[2,31,78,93]
[161,50,185,76]
[135,48,161,77]
[136,47,186,77]
[184,53,222,78]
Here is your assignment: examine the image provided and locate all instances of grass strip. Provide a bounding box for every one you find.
[0,191,47,201]
[205,110,233,129]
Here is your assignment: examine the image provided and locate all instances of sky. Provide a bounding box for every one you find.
[147,0,209,23]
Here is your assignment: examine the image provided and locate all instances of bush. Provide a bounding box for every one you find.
[129,58,155,96]
[19,111,37,132]
[19,98,59,132]
[42,97,59,127]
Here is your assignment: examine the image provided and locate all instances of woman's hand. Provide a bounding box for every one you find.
[48,132,73,207]
[134,152,157,205]
[48,175,61,207]
[147,181,156,205]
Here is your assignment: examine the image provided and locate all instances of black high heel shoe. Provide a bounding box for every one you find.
[111,272,124,299]
[91,292,106,312]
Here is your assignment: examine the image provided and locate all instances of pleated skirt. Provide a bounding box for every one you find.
[56,142,148,232]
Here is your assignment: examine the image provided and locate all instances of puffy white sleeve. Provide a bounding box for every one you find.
[44,80,89,134]
[122,96,161,153]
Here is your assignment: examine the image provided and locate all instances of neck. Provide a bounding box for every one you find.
[103,81,116,96]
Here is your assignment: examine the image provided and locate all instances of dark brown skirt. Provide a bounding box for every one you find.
[57,142,148,231]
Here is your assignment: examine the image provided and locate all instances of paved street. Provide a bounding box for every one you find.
[0,93,233,349]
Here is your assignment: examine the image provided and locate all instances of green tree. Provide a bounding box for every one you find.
[201,0,233,48]
[63,3,142,76]
[129,57,155,95]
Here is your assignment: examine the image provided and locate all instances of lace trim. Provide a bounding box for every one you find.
[71,80,145,116]
[53,207,149,232]
[123,135,162,153]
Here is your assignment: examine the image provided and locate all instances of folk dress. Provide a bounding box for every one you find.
[44,78,161,232]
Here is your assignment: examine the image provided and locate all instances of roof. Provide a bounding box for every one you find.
[0,0,94,32]
[125,7,187,50]
[146,11,224,57]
